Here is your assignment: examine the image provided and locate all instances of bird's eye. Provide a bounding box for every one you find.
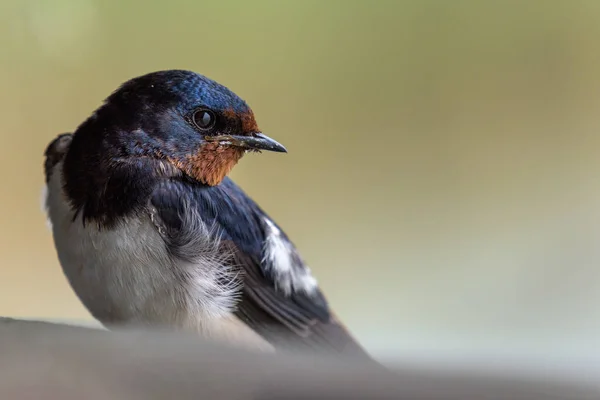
[192,109,216,130]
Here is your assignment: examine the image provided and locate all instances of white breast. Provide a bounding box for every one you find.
[44,161,237,330]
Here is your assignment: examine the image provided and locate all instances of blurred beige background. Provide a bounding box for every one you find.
[1,0,600,359]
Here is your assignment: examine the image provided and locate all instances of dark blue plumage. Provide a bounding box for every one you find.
[44,70,372,358]
[104,70,253,118]
[148,176,365,353]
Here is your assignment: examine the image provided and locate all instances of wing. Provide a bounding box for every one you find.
[149,176,371,359]
[44,133,73,183]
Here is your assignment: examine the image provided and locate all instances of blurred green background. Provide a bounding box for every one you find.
[1,0,600,358]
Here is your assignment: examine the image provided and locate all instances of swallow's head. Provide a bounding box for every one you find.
[78,69,286,186]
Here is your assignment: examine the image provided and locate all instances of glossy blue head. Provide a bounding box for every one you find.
[78,70,286,186]
[111,70,253,120]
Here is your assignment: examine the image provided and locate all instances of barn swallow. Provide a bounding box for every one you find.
[43,70,372,359]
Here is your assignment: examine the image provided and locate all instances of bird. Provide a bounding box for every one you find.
[43,69,372,359]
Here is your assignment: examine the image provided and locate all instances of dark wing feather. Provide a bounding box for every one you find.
[44,133,73,183]
[149,177,371,359]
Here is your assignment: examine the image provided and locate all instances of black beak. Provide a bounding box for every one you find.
[207,132,287,153]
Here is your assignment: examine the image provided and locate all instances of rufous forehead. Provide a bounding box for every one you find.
[222,109,259,134]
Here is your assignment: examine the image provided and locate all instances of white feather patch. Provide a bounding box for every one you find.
[40,184,52,230]
[44,161,238,327]
[262,218,318,296]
